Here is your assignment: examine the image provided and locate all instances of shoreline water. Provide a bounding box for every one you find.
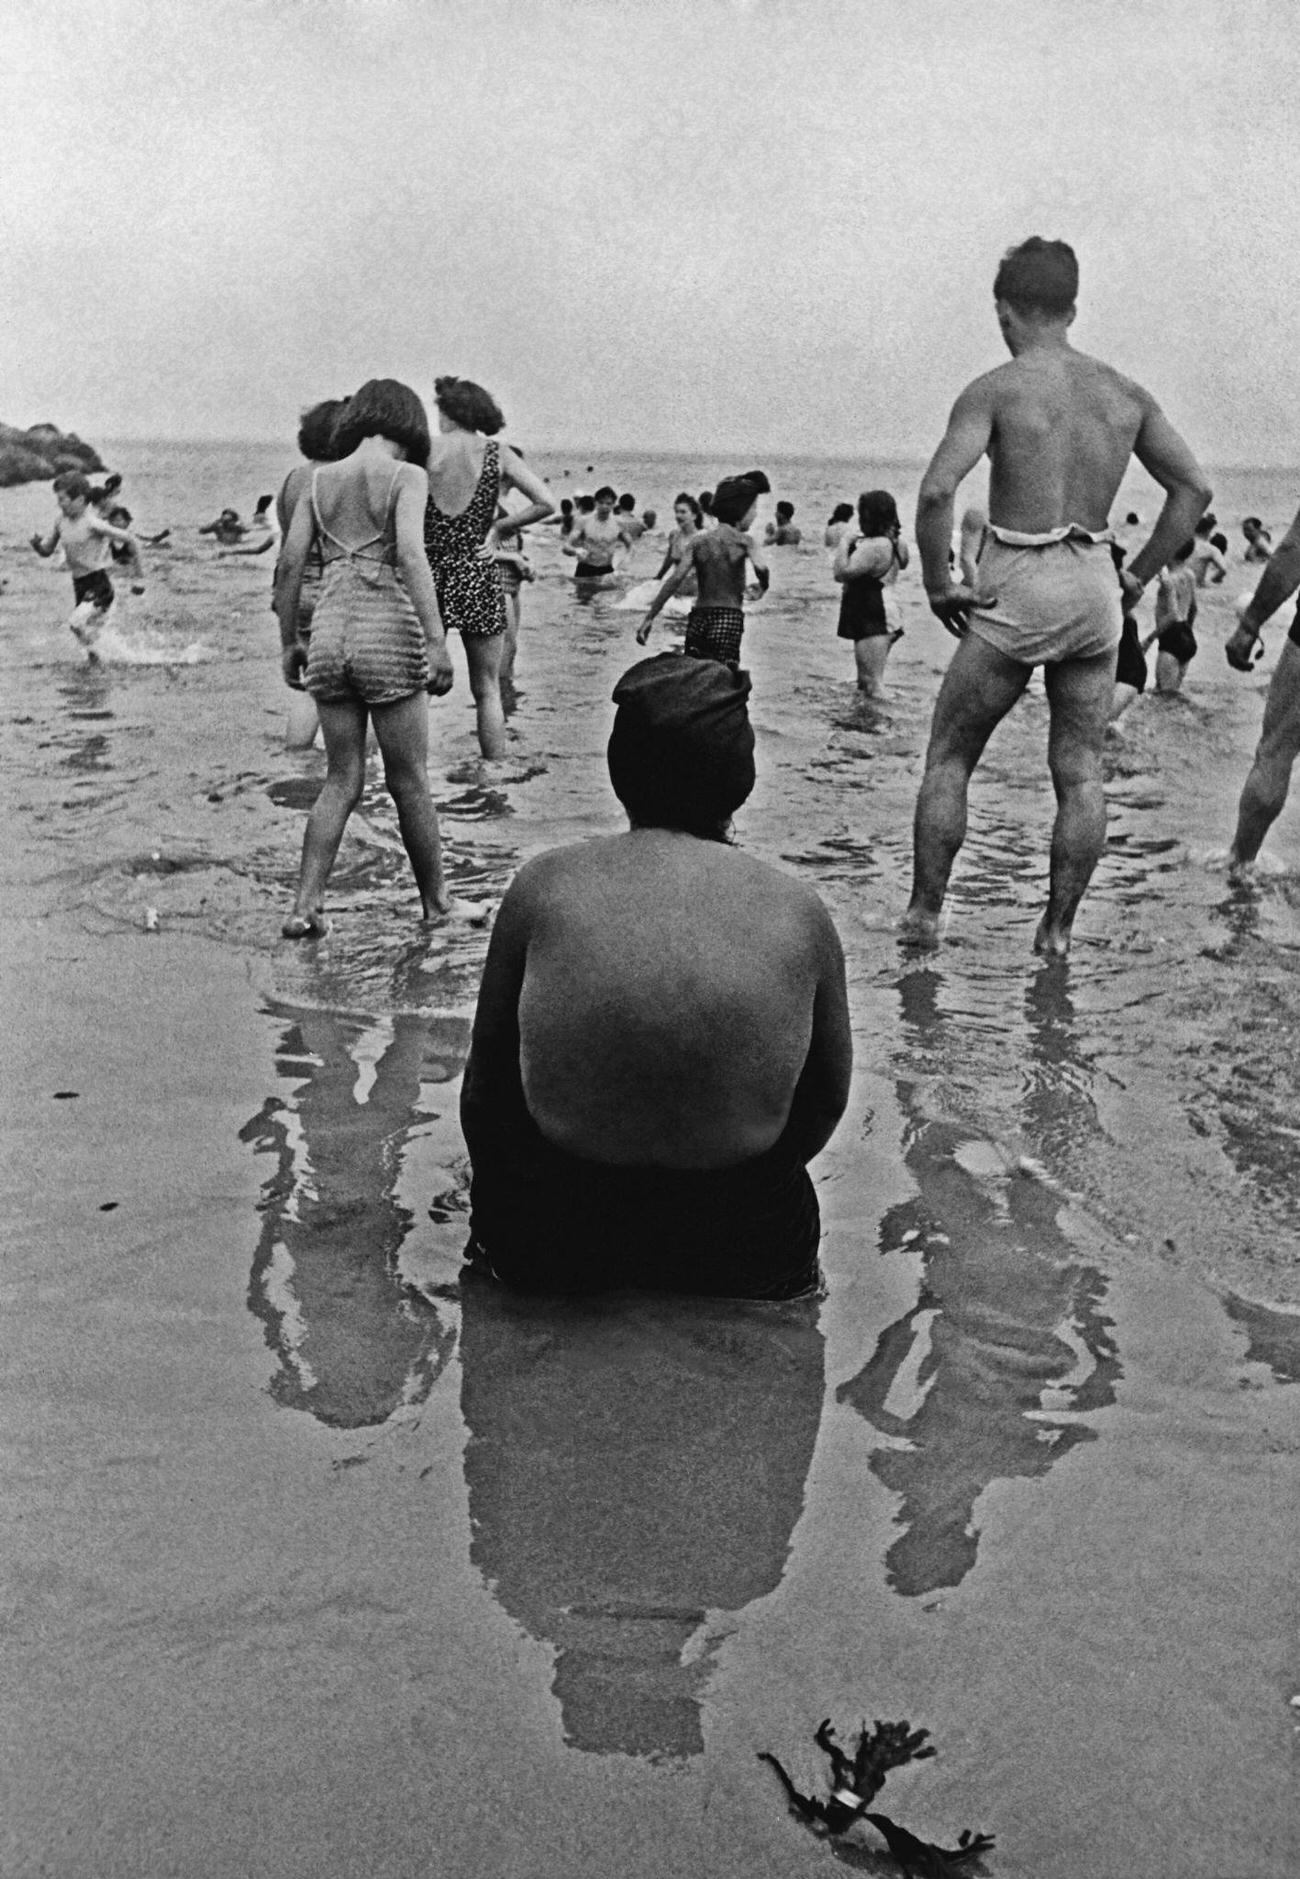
[2,441,1297,1876]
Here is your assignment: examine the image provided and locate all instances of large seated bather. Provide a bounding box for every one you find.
[460,653,852,1297]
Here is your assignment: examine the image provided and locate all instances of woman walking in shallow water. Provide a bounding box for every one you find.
[423,377,554,760]
[276,379,456,937]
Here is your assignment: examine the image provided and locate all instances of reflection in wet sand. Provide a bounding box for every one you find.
[242,1005,467,1426]
[458,1276,824,1761]
[839,967,1121,1597]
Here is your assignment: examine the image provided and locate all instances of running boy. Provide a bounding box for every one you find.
[30,471,141,654]
[637,471,770,666]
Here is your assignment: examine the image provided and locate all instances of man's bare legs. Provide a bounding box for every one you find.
[370,692,452,919]
[462,633,508,760]
[284,697,368,934]
[902,635,1030,946]
[1036,651,1115,956]
[1229,640,1300,869]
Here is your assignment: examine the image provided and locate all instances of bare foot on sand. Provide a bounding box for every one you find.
[281,909,329,939]
[420,896,491,927]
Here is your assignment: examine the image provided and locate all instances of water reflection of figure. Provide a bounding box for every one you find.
[838,967,1121,1597]
[458,1276,825,1760]
[242,1005,464,1427]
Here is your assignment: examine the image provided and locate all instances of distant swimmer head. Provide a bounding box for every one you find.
[1125,511,1140,527]
[699,490,714,515]
[576,493,595,514]
[1242,516,1264,537]
[297,396,351,463]
[674,492,704,529]
[1173,538,1195,563]
[828,502,854,525]
[333,379,432,469]
[775,500,795,524]
[608,653,755,843]
[253,494,274,517]
[858,489,901,537]
[993,237,1078,333]
[594,486,617,514]
[433,375,505,436]
[710,471,770,528]
[617,492,637,512]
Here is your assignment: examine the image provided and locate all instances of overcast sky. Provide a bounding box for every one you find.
[4,0,1296,462]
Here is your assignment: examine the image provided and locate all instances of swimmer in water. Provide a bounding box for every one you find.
[654,492,705,598]
[833,489,909,698]
[200,508,246,547]
[1242,516,1272,563]
[30,470,142,655]
[907,235,1210,956]
[638,471,771,667]
[824,503,854,550]
[765,500,802,546]
[616,492,648,542]
[1189,514,1228,586]
[222,494,280,556]
[1153,537,1198,693]
[1224,500,1300,870]
[564,486,635,581]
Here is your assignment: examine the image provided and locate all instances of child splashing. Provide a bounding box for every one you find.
[30,471,141,658]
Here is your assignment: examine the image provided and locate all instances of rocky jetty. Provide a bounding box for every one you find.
[0,422,105,488]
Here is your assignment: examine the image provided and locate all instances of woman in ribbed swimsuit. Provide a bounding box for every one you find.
[424,377,555,760]
[276,379,455,938]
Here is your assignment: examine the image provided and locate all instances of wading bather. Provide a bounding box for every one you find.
[460,653,851,1296]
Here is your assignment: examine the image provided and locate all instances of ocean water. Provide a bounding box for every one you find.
[3,440,1298,1873]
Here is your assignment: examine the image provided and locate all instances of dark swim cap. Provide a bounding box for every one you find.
[608,654,756,834]
[710,470,770,526]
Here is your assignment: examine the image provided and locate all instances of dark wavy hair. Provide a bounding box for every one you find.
[673,491,704,527]
[331,380,431,467]
[828,502,854,525]
[993,237,1078,317]
[297,397,350,463]
[433,375,504,435]
[857,489,900,537]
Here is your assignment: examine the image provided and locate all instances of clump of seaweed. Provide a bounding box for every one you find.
[758,1715,995,1875]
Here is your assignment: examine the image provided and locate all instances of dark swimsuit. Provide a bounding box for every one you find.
[72,570,114,612]
[466,1104,821,1300]
[424,439,507,638]
[837,538,899,640]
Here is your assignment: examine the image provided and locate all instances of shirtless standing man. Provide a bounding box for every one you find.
[564,486,635,581]
[905,237,1211,956]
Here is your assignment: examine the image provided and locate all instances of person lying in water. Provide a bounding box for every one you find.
[460,652,852,1297]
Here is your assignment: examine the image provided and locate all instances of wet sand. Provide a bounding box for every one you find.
[2,449,1298,1876]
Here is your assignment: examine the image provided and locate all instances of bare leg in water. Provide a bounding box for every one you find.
[901,635,1029,947]
[284,691,450,934]
[462,632,507,761]
[1035,651,1115,956]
